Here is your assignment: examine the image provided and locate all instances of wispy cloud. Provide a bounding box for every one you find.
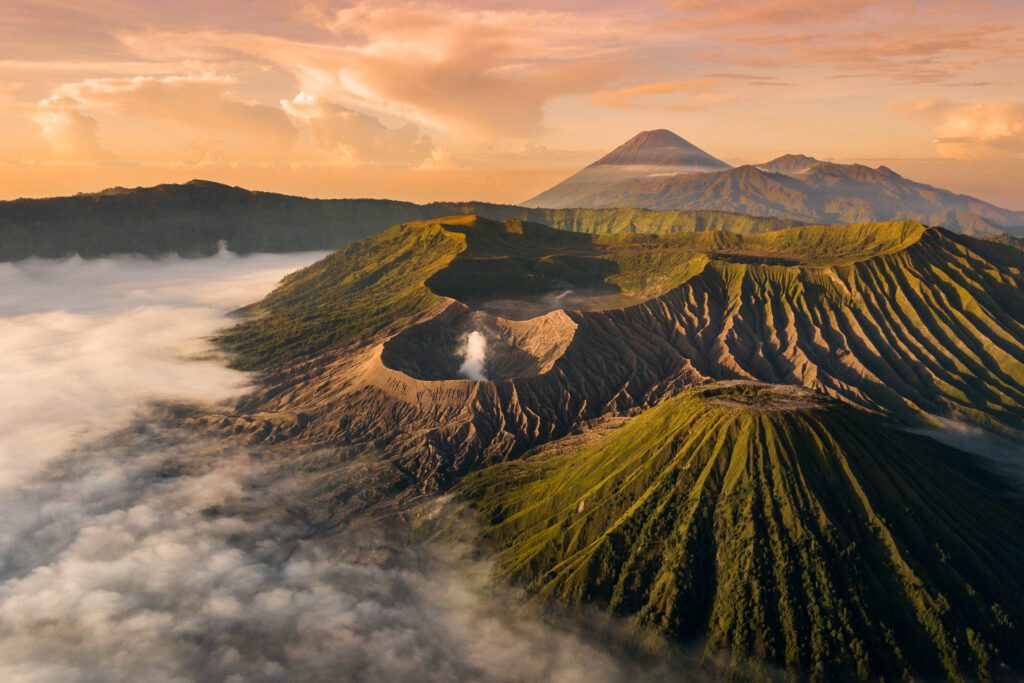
[895,97,1024,158]
[671,0,882,27]
[282,92,435,165]
[114,7,638,139]
[591,74,787,110]
[934,101,1024,157]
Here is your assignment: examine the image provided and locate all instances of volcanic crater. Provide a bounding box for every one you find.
[380,304,577,381]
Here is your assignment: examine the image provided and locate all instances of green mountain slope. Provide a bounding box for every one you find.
[458,382,1024,680]
[218,217,924,369]
[0,180,797,261]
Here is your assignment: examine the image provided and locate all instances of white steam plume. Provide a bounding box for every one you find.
[458,330,488,381]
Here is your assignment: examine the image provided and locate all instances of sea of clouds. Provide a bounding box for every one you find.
[0,252,679,683]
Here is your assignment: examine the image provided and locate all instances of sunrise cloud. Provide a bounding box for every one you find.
[31,95,113,161]
[934,102,1024,158]
[282,92,435,165]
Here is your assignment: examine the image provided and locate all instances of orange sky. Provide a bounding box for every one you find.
[2,0,1023,208]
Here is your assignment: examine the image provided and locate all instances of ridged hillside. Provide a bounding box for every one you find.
[220,217,1024,447]
[211,218,1023,499]
[458,382,1024,681]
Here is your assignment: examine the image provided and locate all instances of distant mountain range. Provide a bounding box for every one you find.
[0,180,798,261]
[524,130,1024,236]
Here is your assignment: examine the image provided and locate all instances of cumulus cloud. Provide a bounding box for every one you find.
[282,92,434,165]
[30,95,113,161]
[48,72,298,157]
[892,98,1024,158]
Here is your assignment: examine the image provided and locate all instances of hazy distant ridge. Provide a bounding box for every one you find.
[525,130,1024,236]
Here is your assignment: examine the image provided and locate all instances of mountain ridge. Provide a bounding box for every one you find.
[200,218,1024,678]
[0,179,800,261]
[212,216,1024,493]
[524,131,1024,236]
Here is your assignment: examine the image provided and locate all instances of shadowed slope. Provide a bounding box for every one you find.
[458,383,1024,680]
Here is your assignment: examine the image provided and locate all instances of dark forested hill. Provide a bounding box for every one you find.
[0,180,798,261]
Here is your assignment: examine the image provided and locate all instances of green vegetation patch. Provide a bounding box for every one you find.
[458,382,1024,680]
[219,221,465,369]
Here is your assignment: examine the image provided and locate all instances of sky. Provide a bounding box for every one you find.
[1,0,1022,208]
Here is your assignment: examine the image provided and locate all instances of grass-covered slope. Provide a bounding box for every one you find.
[650,226,1024,433]
[458,383,1024,680]
[218,217,924,369]
[0,180,798,261]
[219,219,467,369]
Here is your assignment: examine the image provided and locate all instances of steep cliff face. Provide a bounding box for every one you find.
[457,383,1024,681]
[213,217,1023,488]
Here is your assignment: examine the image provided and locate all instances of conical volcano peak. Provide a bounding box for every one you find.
[522,129,731,207]
[593,129,731,169]
[612,129,697,152]
[459,381,1024,680]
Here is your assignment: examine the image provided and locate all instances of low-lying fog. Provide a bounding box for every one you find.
[0,252,676,682]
